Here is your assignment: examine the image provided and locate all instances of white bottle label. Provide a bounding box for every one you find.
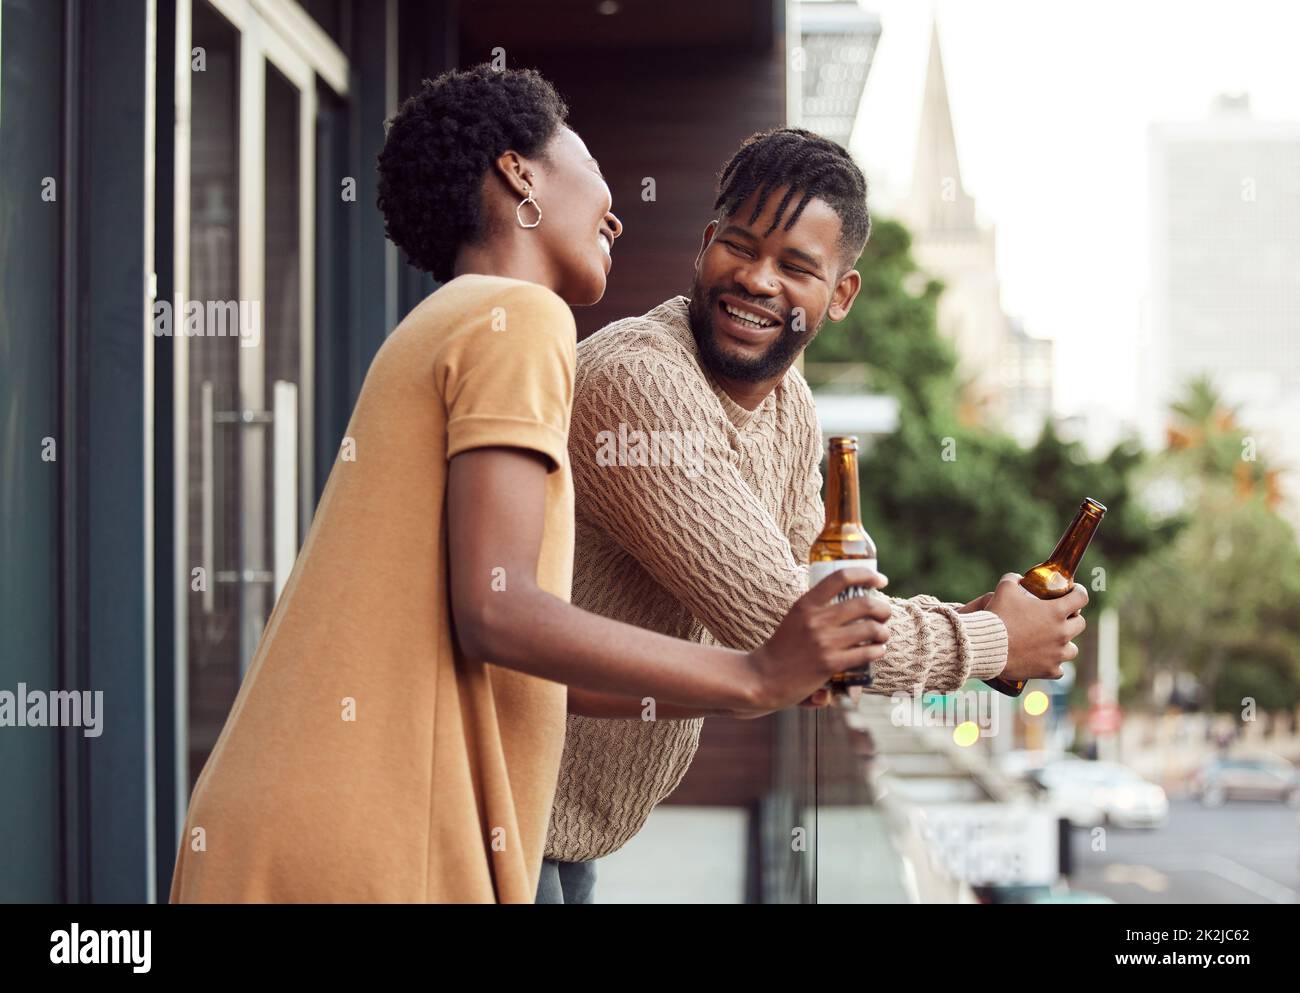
[808,559,879,601]
[809,559,880,687]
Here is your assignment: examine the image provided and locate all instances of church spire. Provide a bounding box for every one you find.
[901,18,977,234]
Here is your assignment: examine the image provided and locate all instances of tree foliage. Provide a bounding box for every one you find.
[806,219,1169,605]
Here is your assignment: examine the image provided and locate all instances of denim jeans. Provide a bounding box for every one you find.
[535,857,597,904]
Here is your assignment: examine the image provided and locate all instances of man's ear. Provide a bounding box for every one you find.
[695,220,719,271]
[827,267,862,322]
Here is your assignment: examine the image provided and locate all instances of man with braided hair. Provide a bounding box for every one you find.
[537,128,1089,903]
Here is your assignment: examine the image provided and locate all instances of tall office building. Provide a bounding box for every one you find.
[1003,317,1055,445]
[1147,94,1300,514]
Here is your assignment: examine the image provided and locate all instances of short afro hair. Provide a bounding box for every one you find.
[714,127,870,268]
[376,65,568,281]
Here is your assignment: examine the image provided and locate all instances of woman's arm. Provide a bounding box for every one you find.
[565,688,729,719]
[446,446,890,715]
[564,686,832,719]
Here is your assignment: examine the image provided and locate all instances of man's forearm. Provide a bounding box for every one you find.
[866,597,1008,695]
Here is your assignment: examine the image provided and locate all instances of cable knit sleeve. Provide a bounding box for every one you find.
[870,596,1009,694]
[784,373,825,562]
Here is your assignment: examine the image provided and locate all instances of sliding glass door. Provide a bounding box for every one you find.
[172,0,347,795]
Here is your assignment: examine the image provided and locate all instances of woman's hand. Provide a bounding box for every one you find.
[739,570,891,713]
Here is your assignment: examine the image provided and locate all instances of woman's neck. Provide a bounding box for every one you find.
[452,237,559,294]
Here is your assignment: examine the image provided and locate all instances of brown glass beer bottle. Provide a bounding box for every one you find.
[986,497,1107,697]
[809,436,879,689]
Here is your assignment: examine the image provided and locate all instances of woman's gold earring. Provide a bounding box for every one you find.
[516,187,542,229]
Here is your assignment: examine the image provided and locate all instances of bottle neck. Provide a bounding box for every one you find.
[824,449,863,527]
[1046,505,1103,578]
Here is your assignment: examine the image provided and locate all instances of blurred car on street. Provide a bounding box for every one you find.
[1033,759,1169,828]
[1188,753,1300,807]
[996,749,1079,783]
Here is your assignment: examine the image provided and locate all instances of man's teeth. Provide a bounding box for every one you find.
[723,302,776,328]
[597,233,611,256]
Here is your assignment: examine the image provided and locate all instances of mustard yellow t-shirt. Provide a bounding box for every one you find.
[169,274,576,903]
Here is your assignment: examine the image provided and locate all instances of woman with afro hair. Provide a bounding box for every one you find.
[169,65,882,904]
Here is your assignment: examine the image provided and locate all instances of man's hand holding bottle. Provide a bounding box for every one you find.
[966,574,1089,683]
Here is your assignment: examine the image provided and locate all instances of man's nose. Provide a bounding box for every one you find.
[734,258,779,296]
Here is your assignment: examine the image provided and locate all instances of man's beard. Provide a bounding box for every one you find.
[687,283,819,383]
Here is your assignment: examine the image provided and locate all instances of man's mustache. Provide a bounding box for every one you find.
[710,288,787,324]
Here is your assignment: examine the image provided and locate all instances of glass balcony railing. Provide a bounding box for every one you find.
[764,690,1072,904]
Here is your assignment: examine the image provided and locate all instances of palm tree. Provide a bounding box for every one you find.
[1166,376,1280,506]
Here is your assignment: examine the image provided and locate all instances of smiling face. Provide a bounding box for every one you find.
[528,127,623,306]
[688,186,861,385]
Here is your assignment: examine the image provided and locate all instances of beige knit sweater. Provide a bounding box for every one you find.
[544,297,1009,863]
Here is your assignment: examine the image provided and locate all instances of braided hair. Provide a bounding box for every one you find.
[376,65,568,281]
[713,127,870,268]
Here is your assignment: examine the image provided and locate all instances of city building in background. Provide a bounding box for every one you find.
[1146,92,1300,519]
[792,0,881,149]
[892,20,1054,443]
[1003,316,1055,444]
[795,1,900,447]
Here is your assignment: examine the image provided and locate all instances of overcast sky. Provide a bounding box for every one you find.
[842,0,1300,434]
